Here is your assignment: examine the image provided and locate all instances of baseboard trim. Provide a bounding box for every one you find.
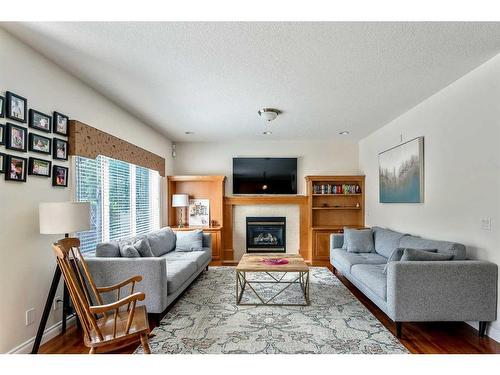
[467,321,500,343]
[8,315,77,354]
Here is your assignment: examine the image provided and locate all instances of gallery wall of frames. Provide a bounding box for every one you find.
[0,90,69,187]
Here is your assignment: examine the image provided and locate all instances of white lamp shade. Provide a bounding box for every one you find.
[172,194,189,207]
[39,202,91,235]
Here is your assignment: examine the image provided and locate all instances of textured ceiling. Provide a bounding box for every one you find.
[3,22,500,142]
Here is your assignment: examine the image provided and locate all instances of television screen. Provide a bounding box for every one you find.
[233,157,297,195]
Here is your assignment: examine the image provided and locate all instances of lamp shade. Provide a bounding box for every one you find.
[39,202,91,235]
[172,194,189,207]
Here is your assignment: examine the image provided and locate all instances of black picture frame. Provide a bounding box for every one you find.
[6,123,27,152]
[29,109,52,133]
[52,165,68,187]
[29,157,52,177]
[0,95,5,118]
[53,112,69,136]
[53,138,68,160]
[0,124,5,145]
[29,133,52,155]
[6,91,27,123]
[5,154,27,182]
[0,152,5,173]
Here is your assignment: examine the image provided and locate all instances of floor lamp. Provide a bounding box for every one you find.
[31,201,91,354]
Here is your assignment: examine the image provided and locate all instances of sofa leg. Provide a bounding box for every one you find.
[149,313,162,328]
[206,265,209,271]
[396,322,402,338]
[479,321,488,337]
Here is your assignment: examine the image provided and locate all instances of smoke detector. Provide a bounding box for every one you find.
[258,108,280,122]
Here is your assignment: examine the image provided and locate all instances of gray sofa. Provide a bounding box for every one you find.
[330,226,498,338]
[85,227,212,322]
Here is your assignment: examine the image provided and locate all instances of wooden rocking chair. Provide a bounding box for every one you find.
[52,238,151,354]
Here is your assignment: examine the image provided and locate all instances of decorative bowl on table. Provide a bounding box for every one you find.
[261,257,289,265]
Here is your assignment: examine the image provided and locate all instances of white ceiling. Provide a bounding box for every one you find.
[3,22,500,142]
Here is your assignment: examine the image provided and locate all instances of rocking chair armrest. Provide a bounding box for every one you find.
[96,275,143,293]
[89,292,146,314]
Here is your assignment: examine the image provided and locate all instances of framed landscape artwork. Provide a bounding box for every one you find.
[188,199,210,227]
[379,136,424,203]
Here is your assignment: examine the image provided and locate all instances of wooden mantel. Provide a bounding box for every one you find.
[222,195,310,262]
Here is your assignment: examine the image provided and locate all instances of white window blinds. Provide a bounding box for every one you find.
[75,155,161,253]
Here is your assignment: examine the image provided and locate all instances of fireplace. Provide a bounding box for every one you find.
[246,217,286,253]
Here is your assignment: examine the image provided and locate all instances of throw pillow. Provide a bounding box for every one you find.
[344,228,375,253]
[401,248,453,262]
[119,241,140,258]
[148,227,177,256]
[383,248,438,274]
[96,241,120,257]
[176,229,203,252]
[134,237,154,257]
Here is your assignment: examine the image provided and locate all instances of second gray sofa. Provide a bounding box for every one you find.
[330,226,498,338]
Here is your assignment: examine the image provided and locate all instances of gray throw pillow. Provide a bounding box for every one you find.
[148,227,177,256]
[134,237,154,257]
[96,241,120,257]
[176,230,203,252]
[383,248,438,274]
[119,241,140,258]
[344,228,374,253]
[401,248,453,262]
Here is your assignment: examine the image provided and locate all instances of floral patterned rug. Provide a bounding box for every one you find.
[135,267,408,354]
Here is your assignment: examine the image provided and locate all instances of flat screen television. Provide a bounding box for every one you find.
[233,157,297,195]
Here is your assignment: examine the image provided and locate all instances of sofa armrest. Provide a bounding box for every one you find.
[85,256,168,314]
[202,233,212,249]
[386,260,498,322]
[330,233,344,251]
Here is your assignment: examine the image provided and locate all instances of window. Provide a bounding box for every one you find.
[75,155,161,253]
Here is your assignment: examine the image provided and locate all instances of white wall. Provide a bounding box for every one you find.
[359,54,500,340]
[173,140,360,195]
[0,28,173,353]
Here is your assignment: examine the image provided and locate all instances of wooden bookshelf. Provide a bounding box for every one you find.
[167,175,226,260]
[305,175,365,261]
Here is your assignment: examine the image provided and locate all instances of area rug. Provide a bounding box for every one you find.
[135,267,408,354]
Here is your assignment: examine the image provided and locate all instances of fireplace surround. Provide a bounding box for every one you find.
[246,217,286,253]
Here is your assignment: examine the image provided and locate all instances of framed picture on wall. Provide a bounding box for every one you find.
[53,112,69,136]
[6,123,27,152]
[29,157,51,177]
[29,109,52,133]
[0,95,5,118]
[5,154,27,182]
[53,138,68,160]
[6,91,27,123]
[52,165,68,187]
[29,133,52,155]
[378,136,424,203]
[0,124,5,145]
[0,153,5,173]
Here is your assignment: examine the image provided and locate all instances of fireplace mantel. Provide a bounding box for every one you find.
[222,195,310,262]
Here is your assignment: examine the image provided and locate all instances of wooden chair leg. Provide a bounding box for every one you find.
[89,347,96,354]
[140,333,151,354]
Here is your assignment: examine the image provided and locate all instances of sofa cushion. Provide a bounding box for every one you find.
[372,226,407,258]
[401,248,454,262]
[163,248,211,268]
[399,235,466,260]
[351,264,387,300]
[344,228,375,253]
[134,237,154,257]
[96,241,120,257]
[382,248,437,274]
[175,229,203,252]
[148,227,176,257]
[331,248,387,273]
[166,261,197,294]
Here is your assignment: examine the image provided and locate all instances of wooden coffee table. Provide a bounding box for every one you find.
[235,253,310,306]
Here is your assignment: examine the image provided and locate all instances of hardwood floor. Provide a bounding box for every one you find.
[39,262,500,354]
